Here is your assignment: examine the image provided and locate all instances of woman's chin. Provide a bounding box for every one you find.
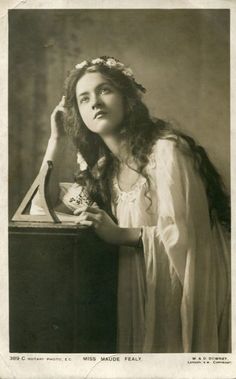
[92,121,121,136]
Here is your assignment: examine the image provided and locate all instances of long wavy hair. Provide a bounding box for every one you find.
[63,57,230,232]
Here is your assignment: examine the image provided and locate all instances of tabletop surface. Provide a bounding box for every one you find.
[9,221,90,235]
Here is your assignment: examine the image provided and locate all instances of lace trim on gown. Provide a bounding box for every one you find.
[112,151,156,204]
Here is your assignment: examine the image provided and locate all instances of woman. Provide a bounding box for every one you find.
[31,56,231,353]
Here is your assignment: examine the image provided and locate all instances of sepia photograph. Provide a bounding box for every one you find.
[8,6,231,354]
[1,1,235,378]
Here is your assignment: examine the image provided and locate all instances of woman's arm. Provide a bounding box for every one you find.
[31,97,67,209]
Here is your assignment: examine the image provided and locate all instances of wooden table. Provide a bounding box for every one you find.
[9,222,118,353]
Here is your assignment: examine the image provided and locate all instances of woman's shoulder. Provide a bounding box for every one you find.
[151,134,191,158]
[152,135,177,151]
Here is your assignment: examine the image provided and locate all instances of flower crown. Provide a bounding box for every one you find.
[75,56,146,93]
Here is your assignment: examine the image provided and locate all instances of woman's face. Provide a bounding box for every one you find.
[75,72,125,136]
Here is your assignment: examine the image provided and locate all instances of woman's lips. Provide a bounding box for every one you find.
[96,113,107,119]
[94,111,107,119]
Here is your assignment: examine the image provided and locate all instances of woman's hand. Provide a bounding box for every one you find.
[73,205,122,245]
[73,205,142,247]
[50,96,66,140]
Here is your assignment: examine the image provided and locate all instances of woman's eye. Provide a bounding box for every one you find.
[100,87,111,94]
[80,96,89,104]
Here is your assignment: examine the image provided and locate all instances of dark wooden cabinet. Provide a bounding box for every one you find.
[9,222,118,353]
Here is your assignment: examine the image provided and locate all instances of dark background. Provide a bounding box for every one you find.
[9,9,230,217]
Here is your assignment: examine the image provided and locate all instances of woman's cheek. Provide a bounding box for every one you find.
[79,106,91,125]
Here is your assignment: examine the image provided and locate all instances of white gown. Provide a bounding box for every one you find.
[110,138,230,353]
[30,138,231,353]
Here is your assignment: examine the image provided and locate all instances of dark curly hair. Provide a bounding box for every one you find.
[62,56,230,232]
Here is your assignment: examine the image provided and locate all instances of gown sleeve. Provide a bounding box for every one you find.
[141,138,230,352]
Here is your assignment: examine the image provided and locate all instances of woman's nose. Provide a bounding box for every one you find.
[91,94,103,109]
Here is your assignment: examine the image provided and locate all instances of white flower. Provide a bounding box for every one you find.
[75,60,88,70]
[75,57,134,81]
[122,67,134,77]
[106,58,117,67]
[77,151,88,171]
[115,61,125,69]
[91,58,105,65]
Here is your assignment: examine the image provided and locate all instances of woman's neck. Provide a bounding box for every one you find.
[101,132,128,163]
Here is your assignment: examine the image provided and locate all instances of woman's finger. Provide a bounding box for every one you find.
[77,220,93,227]
[73,206,88,215]
[78,212,101,229]
[73,203,100,216]
[79,218,99,229]
[54,105,65,114]
[51,107,65,120]
[85,206,101,214]
[57,105,65,111]
[58,102,65,109]
[79,211,101,223]
[60,95,65,106]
